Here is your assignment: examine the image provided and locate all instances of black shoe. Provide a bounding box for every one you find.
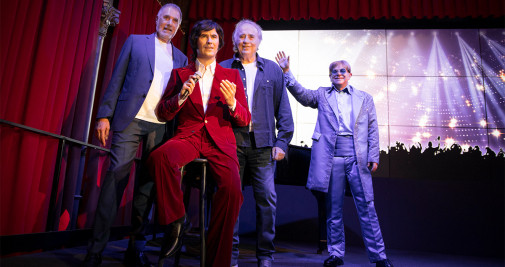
[125,248,153,267]
[158,215,190,266]
[324,255,344,267]
[375,259,394,267]
[82,253,102,267]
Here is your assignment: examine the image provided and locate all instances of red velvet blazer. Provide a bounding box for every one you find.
[156,63,251,163]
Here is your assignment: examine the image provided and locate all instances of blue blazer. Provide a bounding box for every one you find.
[287,79,380,201]
[97,33,188,132]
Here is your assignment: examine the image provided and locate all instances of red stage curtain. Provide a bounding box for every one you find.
[0,0,102,235]
[188,0,504,21]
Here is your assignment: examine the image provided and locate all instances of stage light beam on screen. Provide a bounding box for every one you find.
[480,32,505,75]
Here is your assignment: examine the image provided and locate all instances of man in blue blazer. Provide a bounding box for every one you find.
[220,20,293,267]
[83,4,188,267]
[275,52,393,267]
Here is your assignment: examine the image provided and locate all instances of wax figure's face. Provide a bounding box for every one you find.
[197,28,220,61]
[330,64,352,89]
[156,7,180,42]
[236,23,260,58]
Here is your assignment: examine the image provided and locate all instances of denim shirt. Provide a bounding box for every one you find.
[220,54,294,152]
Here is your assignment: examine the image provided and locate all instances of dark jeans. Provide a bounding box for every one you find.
[88,119,166,254]
[231,145,277,264]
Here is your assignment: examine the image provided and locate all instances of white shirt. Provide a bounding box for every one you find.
[242,61,257,113]
[335,85,354,135]
[135,37,173,123]
[196,60,216,114]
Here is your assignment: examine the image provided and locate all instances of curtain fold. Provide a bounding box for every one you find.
[188,0,504,21]
[0,0,102,235]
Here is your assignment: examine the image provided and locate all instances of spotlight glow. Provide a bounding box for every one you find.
[492,129,501,137]
[449,118,457,128]
[374,91,385,102]
[389,82,398,92]
[366,70,376,78]
[411,86,418,96]
[480,120,487,127]
[422,132,432,138]
[445,138,455,147]
[419,115,428,127]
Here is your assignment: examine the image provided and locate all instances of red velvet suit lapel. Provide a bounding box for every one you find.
[182,64,204,118]
[206,64,227,114]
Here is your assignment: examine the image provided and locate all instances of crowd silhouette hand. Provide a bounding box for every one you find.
[275,51,290,73]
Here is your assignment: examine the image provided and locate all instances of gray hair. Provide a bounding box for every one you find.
[157,3,182,27]
[329,60,352,75]
[232,19,263,53]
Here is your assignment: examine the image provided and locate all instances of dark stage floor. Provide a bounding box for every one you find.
[1,234,503,267]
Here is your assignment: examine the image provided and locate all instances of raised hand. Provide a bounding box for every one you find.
[275,51,290,73]
[220,79,237,107]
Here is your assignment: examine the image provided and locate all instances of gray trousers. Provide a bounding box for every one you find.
[88,119,166,254]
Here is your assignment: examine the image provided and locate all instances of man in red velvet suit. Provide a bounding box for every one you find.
[148,20,250,267]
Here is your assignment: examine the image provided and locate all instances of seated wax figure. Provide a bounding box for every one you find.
[147,20,251,267]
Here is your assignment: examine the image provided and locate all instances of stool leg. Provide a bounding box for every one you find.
[173,251,181,266]
[200,162,206,267]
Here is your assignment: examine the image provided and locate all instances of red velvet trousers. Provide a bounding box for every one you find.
[148,128,243,267]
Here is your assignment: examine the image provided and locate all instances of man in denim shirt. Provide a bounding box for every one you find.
[220,20,294,267]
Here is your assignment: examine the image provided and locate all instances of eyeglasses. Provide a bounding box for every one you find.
[331,68,348,75]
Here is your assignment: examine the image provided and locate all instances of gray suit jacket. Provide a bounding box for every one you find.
[97,33,188,132]
[287,79,380,201]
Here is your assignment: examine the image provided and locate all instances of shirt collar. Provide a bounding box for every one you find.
[231,53,264,71]
[196,59,216,76]
[332,84,351,95]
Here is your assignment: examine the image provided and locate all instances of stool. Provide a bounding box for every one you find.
[173,158,208,267]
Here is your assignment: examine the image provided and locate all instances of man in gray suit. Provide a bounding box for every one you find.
[275,52,393,267]
[83,4,188,267]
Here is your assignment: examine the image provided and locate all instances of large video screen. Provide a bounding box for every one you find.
[260,29,504,155]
